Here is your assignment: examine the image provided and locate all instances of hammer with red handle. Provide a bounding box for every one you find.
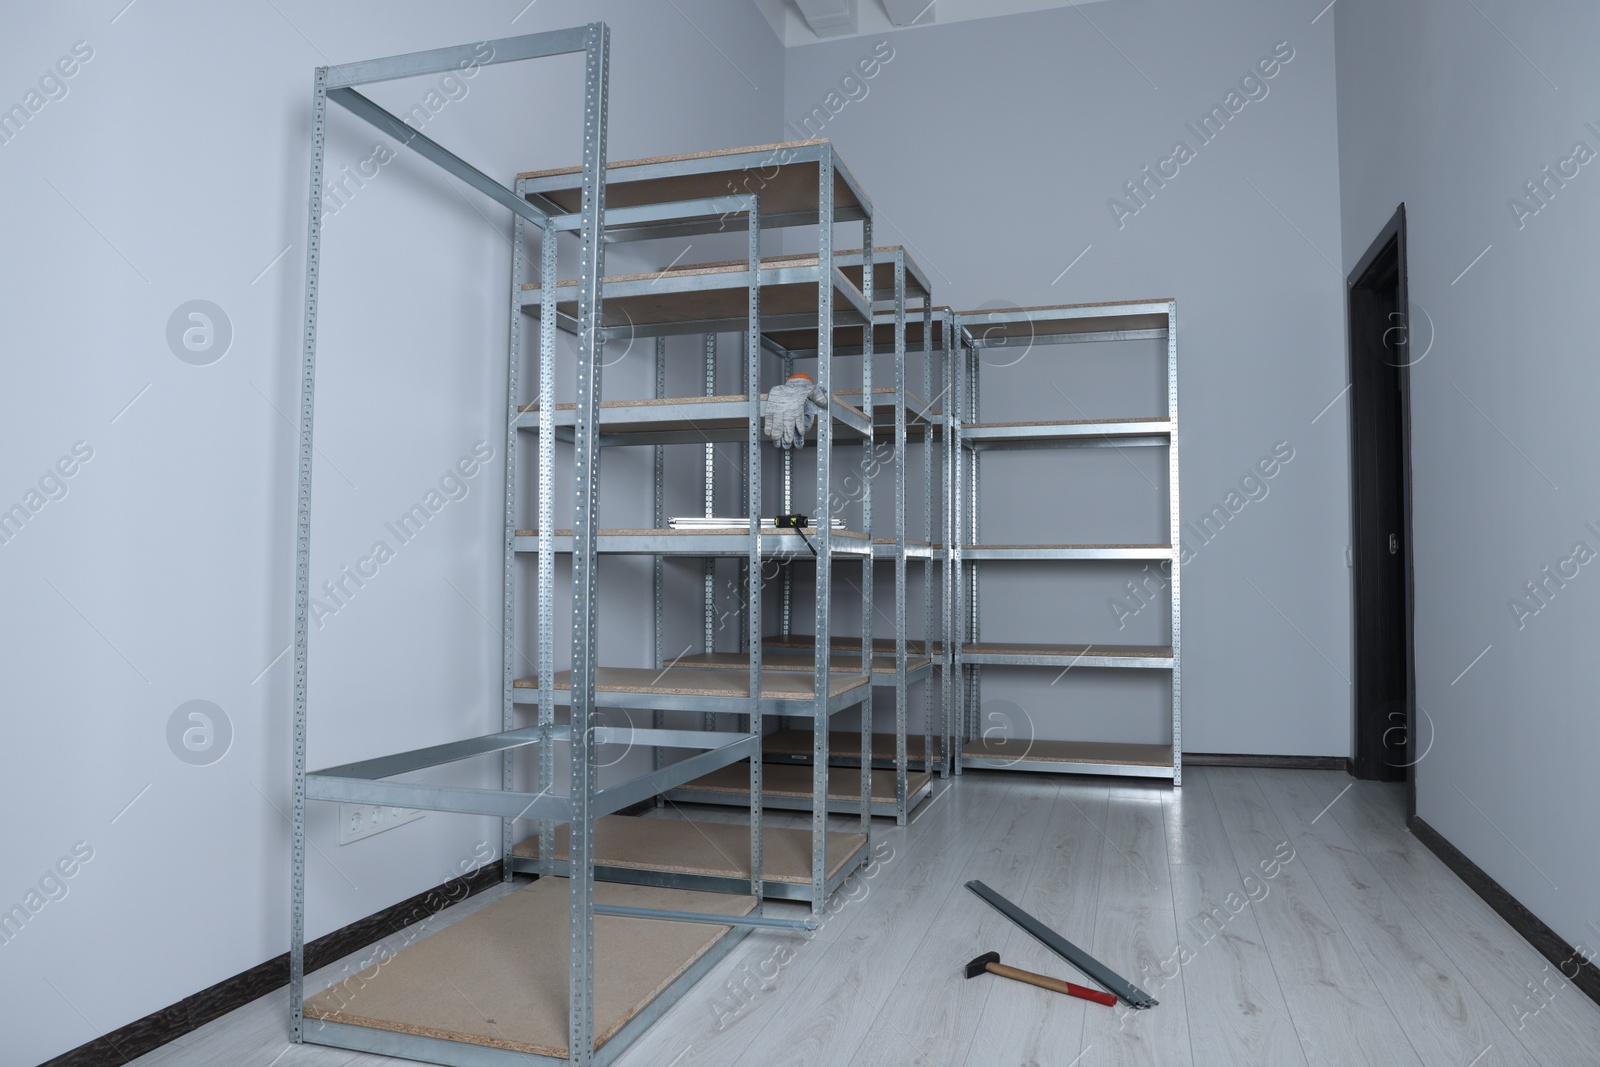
[964,951,1118,1006]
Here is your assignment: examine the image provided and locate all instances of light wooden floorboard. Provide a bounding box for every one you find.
[1168,773,1309,1067]
[124,768,1600,1067]
[1254,769,1542,1067]
[1318,771,1600,1066]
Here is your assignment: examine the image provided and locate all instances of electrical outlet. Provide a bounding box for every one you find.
[337,803,424,845]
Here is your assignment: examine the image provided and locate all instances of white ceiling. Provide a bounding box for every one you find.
[754,0,1108,48]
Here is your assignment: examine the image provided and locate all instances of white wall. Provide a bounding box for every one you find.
[0,3,782,1063]
[782,0,1352,757]
[1335,0,1600,965]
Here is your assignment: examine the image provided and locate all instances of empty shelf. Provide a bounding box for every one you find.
[303,877,753,1059]
[513,814,866,889]
[674,651,933,678]
[764,633,940,657]
[963,418,1172,450]
[872,538,939,560]
[513,527,872,557]
[955,300,1172,346]
[765,306,955,359]
[521,259,870,339]
[667,760,933,818]
[963,544,1174,561]
[960,642,1174,668]
[762,729,940,765]
[513,666,870,715]
[666,247,931,301]
[516,390,872,443]
[961,738,1174,778]
[518,138,868,238]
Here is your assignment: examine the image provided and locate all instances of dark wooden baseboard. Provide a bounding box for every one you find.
[1185,752,1353,773]
[1410,817,1600,1009]
[40,861,510,1067]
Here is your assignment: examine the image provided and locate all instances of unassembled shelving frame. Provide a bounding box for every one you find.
[506,139,881,908]
[948,301,1181,784]
[290,26,826,1067]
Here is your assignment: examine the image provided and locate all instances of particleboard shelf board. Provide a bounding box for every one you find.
[764,634,938,656]
[677,760,930,804]
[512,814,863,886]
[960,738,1174,769]
[765,307,953,356]
[961,641,1172,659]
[673,651,933,676]
[522,261,868,332]
[763,729,938,763]
[302,878,753,1059]
[956,300,1172,341]
[663,247,930,300]
[517,138,861,219]
[513,666,867,699]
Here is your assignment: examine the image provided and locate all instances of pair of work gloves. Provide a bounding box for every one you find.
[763,373,828,449]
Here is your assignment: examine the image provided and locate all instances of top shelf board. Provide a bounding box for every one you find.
[516,139,869,242]
[521,260,870,340]
[955,300,1172,349]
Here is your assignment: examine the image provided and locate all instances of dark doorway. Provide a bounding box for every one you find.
[1348,205,1415,794]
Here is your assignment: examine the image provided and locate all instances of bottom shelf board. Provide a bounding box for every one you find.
[302,877,754,1060]
[512,814,865,887]
[762,729,940,764]
[960,738,1174,778]
[669,760,932,810]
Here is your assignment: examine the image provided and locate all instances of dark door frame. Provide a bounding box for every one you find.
[1346,204,1418,818]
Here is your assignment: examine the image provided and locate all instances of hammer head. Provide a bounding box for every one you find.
[964,951,1001,979]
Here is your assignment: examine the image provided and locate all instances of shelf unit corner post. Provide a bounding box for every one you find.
[500,187,526,882]
[288,62,328,1044]
[567,22,609,1066]
[810,143,836,913]
[1167,300,1182,787]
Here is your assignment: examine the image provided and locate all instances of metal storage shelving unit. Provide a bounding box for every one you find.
[504,139,883,907]
[750,285,955,824]
[949,300,1181,784]
[289,26,813,1067]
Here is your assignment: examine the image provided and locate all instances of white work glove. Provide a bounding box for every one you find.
[763,373,828,449]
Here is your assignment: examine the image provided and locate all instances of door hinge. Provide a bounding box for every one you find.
[1388,532,1399,554]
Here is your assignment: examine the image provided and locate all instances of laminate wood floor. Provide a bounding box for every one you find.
[127,768,1600,1067]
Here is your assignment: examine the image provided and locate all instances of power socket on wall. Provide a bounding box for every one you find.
[337,803,424,845]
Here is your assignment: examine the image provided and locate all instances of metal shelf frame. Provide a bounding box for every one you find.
[753,263,949,824]
[507,139,879,911]
[949,300,1181,784]
[288,27,807,1067]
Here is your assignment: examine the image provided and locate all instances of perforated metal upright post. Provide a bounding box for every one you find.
[288,64,327,1042]
[567,25,608,1065]
[966,344,981,744]
[652,335,667,792]
[921,301,937,778]
[892,259,909,823]
[500,202,526,882]
[779,352,794,735]
[858,235,874,837]
[809,145,835,913]
[948,322,966,773]
[739,330,751,660]
[1167,302,1182,786]
[745,202,765,901]
[702,332,718,733]
[536,220,558,874]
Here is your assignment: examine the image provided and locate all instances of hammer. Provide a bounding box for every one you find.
[964,951,1118,1006]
